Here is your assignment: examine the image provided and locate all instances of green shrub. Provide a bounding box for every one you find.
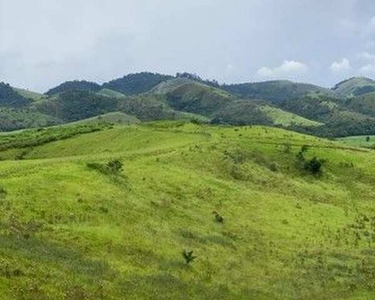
[182,250,197,265]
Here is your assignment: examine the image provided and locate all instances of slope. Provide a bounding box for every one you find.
[1,122,375,299]
[332,77,375,97]
[221,80,336,103]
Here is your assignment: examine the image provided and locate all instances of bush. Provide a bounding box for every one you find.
[182,250,197,265]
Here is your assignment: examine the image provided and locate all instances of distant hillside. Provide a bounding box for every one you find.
[102,72,173,95]
[45,80,101,96]
[0,83,32,107]
[221,80,336,103]
[332,77,375,97]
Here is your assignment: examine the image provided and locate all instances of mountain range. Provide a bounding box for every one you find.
[3,72,375,137]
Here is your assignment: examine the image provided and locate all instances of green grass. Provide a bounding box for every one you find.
[1,121,375,299]
[12,88,45,101]
[339,135,375,148]
[65,112,141,126]
[259,105,323,127]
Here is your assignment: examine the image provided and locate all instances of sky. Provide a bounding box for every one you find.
[1,0,375,92]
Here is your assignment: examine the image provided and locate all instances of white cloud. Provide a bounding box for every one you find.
[359,51,375,62]
[330,58,351,74]
[359,63,375,75]
[257,60,308,79]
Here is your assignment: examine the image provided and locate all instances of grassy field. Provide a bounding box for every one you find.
[1,121,375,299]
[339,135,375,148]
[259,106,323,127]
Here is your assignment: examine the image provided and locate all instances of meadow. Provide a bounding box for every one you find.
[1,121,375,299]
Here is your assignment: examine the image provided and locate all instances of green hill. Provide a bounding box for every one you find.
[102,72,173,95]
[1,121,375,298]
[332,77,375,97]
[45,80,101,96]
[222,80,336,103]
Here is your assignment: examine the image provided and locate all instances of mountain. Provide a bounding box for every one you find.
[45,80,101,96]
[1,121,375,298]
[221,80,336,103]
[332,77,375,97]
[102,72,173,95]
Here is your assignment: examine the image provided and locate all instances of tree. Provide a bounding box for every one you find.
[366,136,371,142]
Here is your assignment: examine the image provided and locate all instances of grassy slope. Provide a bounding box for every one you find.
[339,135,375,148]
[65,112,141,126]
[333,77,375,97]
[1,122,375,299]
[12,88,44,101]
[258,106,323,127]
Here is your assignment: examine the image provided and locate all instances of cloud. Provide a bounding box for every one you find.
[358,51,375,62]
[257,60,308,79]
[359,63,375,75]
[330,58,351,74]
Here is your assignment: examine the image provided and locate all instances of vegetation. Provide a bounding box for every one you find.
[0,121,375,298]
[102,72,173,95]
[45,80,101,96]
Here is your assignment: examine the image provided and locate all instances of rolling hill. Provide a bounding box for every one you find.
[221,80,336,103]
[332,77,375,97]
[1,121,375,299]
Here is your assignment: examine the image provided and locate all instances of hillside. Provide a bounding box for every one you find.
[221,80,336,103]
[102,72,173,95]
[332,77,375,97]
[1,121,375,299]
[45,80,101,96]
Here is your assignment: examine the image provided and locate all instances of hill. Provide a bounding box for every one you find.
[45,80,101,96]
[332,77,375,97]
[221,80,336,103]
[1,121,375,299]
[102,72,173,95]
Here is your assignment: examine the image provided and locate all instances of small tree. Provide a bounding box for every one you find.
[107,159,123,173]
[366,136,371,143]
[182,250,197,265]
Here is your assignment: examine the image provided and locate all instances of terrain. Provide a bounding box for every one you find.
[3,73,375,138]
[0,121,375,299]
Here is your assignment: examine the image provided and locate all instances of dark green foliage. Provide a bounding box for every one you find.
[45,80,101,96]
[182,250,197,265]
[0,83,32,107]
[37,91,118,122]
[296,146,325,175]
[0,124,104,152]
[367,136,371,142]
[103,72,173,95]
[107,159,123,173]
[0,186,7,199]
[87,159,124,176]
[212,211,224,223]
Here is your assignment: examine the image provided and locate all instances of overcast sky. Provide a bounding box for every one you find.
[1,0,375,92]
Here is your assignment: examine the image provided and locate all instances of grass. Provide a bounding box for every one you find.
[1,121,375,299]
[339,135,375,148]
[259,105,323,127]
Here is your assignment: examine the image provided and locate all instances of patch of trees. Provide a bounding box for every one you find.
[103,72,173,95]
[45,80,101,96]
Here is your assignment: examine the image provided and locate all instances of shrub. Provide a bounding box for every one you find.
[182,250,197,265]
[107,159,123,173]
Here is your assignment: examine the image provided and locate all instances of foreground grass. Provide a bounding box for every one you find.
[0,121,375,299]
